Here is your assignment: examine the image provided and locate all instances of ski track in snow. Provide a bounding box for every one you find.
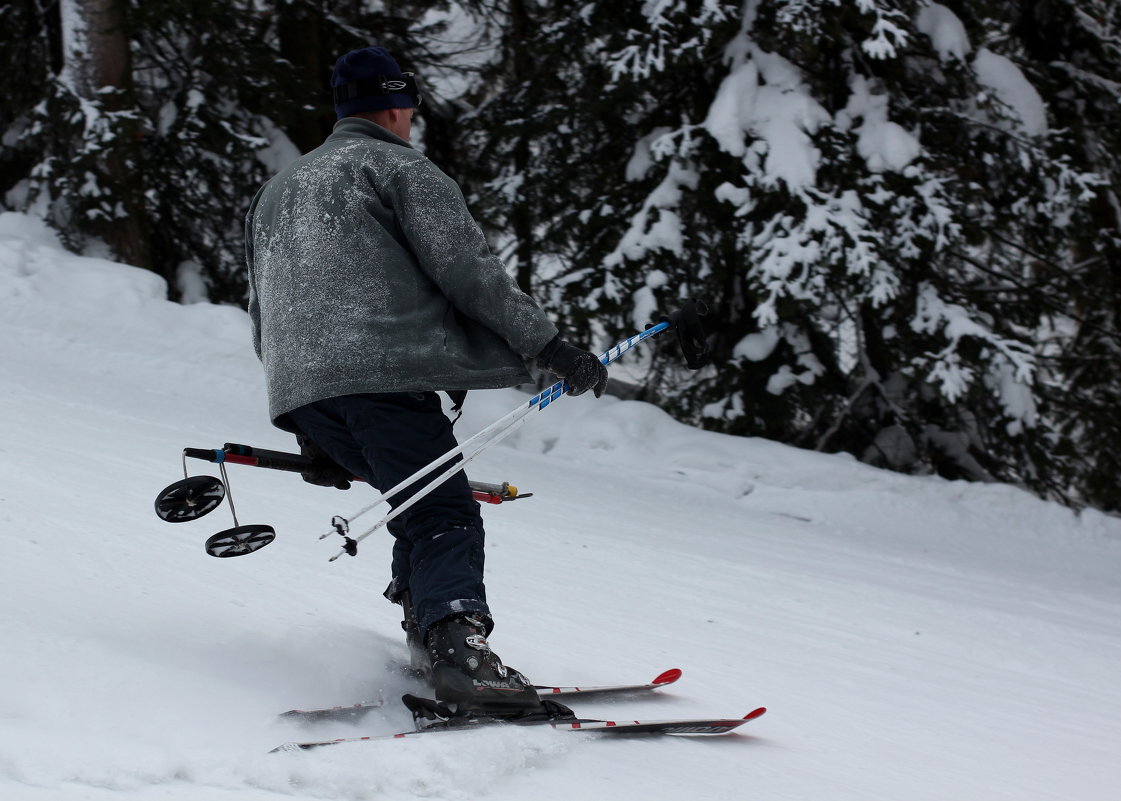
[2,211,1120,800]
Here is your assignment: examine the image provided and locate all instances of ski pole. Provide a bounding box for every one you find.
[328,411,535,561]
[319,387,550,538]
[328,320,672,561]
[330,320,670,535]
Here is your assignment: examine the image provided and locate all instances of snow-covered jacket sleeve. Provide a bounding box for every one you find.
[388,158,558,358]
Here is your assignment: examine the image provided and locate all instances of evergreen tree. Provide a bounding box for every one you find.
[4,0,1119,511]
[462,0,1121,511]
[1004,0,1121,510]
[0,0,60,224]
[2,0,459,300]
[4,0,153,271]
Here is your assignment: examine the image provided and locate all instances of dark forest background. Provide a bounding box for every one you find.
[3,0,1119,513]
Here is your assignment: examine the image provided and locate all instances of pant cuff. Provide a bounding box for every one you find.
[383,577,405,605]
[418,599,492,638]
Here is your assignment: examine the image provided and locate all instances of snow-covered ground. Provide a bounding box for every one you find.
[2,211,1120,800]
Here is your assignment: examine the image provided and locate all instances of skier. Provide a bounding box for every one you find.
[244,45,607,717]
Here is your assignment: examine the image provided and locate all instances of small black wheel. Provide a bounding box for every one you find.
[155,476,225,522]
[205,524,276,558]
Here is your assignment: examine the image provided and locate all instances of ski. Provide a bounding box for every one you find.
[278,698,387,724]
[270,706,766,752]
[278,668,682,724]
[535,667,682,700]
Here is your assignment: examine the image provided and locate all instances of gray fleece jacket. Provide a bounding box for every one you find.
[245,118,558,430]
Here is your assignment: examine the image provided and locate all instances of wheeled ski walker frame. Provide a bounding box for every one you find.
[153,443,529,557]
[152,301,708,559]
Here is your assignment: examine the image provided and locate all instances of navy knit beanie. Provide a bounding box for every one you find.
[331,47,417,120]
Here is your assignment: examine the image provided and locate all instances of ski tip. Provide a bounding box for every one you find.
[743,707,767,721]
[652,668,683,686]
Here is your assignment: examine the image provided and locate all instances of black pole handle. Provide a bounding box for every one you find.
[650,298,710,369]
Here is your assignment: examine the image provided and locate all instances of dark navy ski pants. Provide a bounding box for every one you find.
[286,392,489,635]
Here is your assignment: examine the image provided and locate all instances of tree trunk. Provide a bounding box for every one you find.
[277,2,333,154]
[60,0,152,271]
[508,0,535,295]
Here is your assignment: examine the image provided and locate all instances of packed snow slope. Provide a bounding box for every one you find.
[2,211,1120,801]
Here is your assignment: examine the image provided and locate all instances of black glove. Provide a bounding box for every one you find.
[296,434,352,490]
[536,334,609,398]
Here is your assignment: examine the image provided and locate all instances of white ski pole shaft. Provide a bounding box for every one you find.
[328,413,534,561]
[327,321,670,560]
[327,382,568,558]
[317,389,545,540]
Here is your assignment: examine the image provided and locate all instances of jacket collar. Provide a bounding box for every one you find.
[329,116,414,150]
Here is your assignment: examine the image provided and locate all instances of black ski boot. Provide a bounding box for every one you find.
[425,613,545,717]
